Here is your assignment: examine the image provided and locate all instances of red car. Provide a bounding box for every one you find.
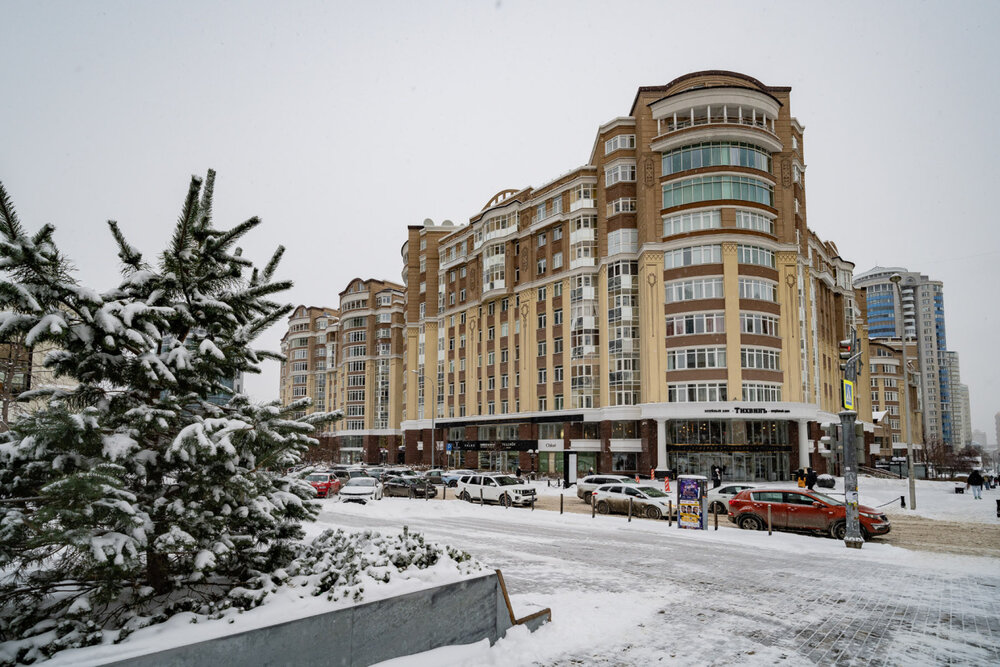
[728,488,890,540]
[306,472,342,498]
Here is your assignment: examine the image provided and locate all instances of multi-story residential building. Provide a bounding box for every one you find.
[855,266,958,448]
[1,338,77,429]
[868,338,923,462]
[399,70,871,481]
[279,279,407,464]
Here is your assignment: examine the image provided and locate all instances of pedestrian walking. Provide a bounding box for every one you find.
[711,465,721,489]
[967,469,985,500]
[806,467,817,491]
[516,466,523,479]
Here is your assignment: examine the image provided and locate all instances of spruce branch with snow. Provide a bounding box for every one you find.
[0,172,341,663]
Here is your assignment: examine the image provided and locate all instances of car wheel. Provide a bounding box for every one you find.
[459,490,471,502]
[710,501,726,515]
[739,515,764,531]
[861,526,871,542]
[596,500,610,515]
[645,506,662,520]
[830,521,847,540]
[583,491,592,502]
[448,480,458,488]
[499,494,511,508]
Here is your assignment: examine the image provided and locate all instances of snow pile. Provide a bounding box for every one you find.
[1,527,482,666]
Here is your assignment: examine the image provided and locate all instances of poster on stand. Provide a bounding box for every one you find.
[677,475,707,530]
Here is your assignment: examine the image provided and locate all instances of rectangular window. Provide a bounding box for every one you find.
[737,245,776,268]
[538,369,547,384]
[667,382,728,403]
[604,134,636,154]
[738,278,777,302]
[664,278,724,302]
[538,340,547,356]
[538,313,547,329]
[664,244,722,269]
[666,347,727,370]
[742,383,782,402]
[662,209,722,237]
[605,163,637,186]
[741,347,781,371]
[607,197,637,217]
[553,252,563,269]
[553,308,563,326]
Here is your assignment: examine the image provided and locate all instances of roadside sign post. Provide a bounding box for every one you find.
[839,328,864,550]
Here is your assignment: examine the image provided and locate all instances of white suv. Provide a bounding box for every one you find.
[457,473,537,507]
[576,474,638,502]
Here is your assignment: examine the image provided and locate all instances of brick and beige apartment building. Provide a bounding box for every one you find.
[279,278,406,463]
[868,338,923,468]
[282,70,875,480]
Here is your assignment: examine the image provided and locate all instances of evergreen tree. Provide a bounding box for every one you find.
[0,171,339,659]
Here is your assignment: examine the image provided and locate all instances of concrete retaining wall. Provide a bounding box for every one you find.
[103,571,547,667]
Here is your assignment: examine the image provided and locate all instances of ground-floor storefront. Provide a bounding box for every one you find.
[398,402,866,482]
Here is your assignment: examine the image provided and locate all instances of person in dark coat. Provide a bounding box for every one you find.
[967,469,985,499]
[711,465,722,488]
[806,467,818,491]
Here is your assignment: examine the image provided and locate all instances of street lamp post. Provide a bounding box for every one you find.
[890,273,917,511]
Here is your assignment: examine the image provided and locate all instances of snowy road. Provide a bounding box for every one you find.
[318,499,1000,666]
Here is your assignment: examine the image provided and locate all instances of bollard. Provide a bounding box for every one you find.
[628,497,632,522]
[560,493,564,515]
[591,494,595,518]
[767,504,772,535]
[480,489,484,506]
[668,500,673,526]
[425,484,429,501]
[443,484,446,500]
[714,507,718,531]
[900,495,905,509]
[531,494,534,511]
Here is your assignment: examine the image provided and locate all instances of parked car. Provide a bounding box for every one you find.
[305,472,342,499]
[424,468,445,485]
[457,474,536,507]
[381,468,420,482]
[592,484,672,520]
[441,469,476,487]
[383,476,437,498]
[339,477,384,503]
[728,489,891,540]
[706,483,758,514]
[576,474,639,502]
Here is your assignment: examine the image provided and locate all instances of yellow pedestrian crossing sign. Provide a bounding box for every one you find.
[842,379,855,410]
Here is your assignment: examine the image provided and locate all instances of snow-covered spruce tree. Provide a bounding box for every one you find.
[0,172,339,659]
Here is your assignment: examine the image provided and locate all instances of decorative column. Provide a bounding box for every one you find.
[657,418,667,472]
[798,419,810,469]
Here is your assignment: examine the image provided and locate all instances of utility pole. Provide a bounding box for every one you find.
[839,328,864,549]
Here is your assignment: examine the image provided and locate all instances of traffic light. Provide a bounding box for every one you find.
[820,422,839,450]
[854,421,866,452]
[839,338,853,372]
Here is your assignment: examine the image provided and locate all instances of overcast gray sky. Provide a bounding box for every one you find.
[2,0,998,441]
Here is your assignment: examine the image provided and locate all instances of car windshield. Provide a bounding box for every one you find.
[306,474,328,482]
[494,476,521,486]
[621,478,638,484]
[346,478,376,487]
[639,486,668,498]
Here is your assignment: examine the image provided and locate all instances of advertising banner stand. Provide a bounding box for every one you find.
[676,474,708,530]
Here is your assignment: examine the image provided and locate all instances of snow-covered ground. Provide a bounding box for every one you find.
[38,477,1000,666]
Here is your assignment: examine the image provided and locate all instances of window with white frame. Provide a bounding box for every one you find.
[741,347,781,371]
[664,277,724,302]
[607,228,638,256]
[740,312,780,336]
[735,210,775,234]
[737,245,776,268]
[665,312,725,336]
[607,197,637,217]
[553,251,563,269]
[667,347,727,370]
[605,162,636,186]
[662,209,722,237]
[664,244,722,269]
[604,134,636,154]
[738,278,777,302]
[742,383,782,402]
[667,382,728,402]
